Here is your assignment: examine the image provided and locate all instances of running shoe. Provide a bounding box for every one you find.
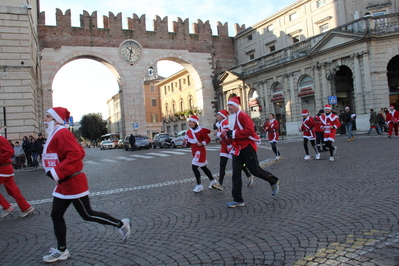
[43,248,70,263]
[271,180,280,196]
[119,218,131,242]
[210,180,223,191]
[19,206,34,217]
[227,202,245,208]
[193,184,204,193]
[247,175,254,187]
[0,206,14,218]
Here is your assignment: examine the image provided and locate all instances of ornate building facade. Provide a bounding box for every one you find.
[216,0,399,136]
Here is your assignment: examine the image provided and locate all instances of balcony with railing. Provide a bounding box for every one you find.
[226,13,399,78]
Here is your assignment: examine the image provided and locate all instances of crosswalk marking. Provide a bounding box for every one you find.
[146,153,170,157]
[84,160,100,164]
[129,154,154,159]
[116,157,137,161]
[101,159,118,163]
[159,151,187,155]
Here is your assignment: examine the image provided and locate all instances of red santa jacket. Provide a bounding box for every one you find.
[320,113,341,140]
[0,136,14,177]
[264,119,279,142]
[216,119,231,158]
[300,116,316,139]
[185,126,211,167]
[230,110,261,153]
[386,109,399,123]
[43,126,89,199]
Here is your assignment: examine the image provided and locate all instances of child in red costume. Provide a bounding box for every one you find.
[41,107,131,263]
[0,135,34,218]
[299,109,320,160]
[184,115,222,192]
[264,113,281,160]
[320,105,341,161]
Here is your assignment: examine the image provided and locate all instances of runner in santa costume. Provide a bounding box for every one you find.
[264,113,281,160]
[300,109,320,160]
[0,135,34,218]
[41,107,131,263]
[386,105,399,138]
[221,96,280,208]
[183,115,222,192]
[215,110,254,187]
[320,104,341,162]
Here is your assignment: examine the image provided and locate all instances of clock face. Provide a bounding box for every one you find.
[119,40,142,63]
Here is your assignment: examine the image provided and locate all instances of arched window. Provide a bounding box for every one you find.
[188,95,194,109]
[180,97,184,111]
[172,100,176,114]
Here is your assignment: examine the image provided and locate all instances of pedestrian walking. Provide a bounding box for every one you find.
[22,136,32,167]
[344,106,356,141]
[320,104,341,161]
[41,107,131,263]
[30,137,39,169]
[13,141,25,169]
[378,109,387,133]
[300,110,320,160]
[386,105,399,138]
[36,133,46,167]
[221,96,280,208]
[0,135,34,218]
[129,134,136,150]
[366,109,382,135]
[183,115,222,193]
[215,110,254,188]
[264,113,281,160]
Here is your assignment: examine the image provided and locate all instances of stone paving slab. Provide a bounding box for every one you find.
[1,132,399,265]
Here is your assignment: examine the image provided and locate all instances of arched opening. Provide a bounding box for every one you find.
[334,65,354,112]
[52,58,120,136]
[298,75,316,116]
[387,55,399,109]
[271,82,286,136]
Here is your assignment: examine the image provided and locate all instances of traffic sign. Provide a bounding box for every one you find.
[328,96,337,105]
[133,122,138,129]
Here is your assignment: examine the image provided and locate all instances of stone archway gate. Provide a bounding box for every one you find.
[39,9,240,135]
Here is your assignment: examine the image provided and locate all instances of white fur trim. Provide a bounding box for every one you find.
[227,100,240,108]
[47,108,63,124]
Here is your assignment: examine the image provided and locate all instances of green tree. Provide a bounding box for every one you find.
[80,113,107,142]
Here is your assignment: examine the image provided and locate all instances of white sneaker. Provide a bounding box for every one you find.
[208,180,215,189]
[329,156,334,162]
[315,153,320,160]
[193,184,204,193]
[247,175,254,187]
[119,218,131,242]
[333,146,337,156]
[303,155,310,160]
[275,156,281,160]
[43,248,70,263]
[19,206,34,217]
[0,206,14,218]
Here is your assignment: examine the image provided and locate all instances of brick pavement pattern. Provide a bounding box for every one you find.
[1,133,399,265]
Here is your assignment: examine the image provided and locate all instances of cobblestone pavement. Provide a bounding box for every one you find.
[1,132,399,265]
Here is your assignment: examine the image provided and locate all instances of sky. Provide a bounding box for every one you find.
[40,0,295,121]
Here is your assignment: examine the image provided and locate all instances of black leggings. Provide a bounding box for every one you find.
[192,165,214,184]
[303,139,318,155]
[51,196,121,249]
[219,156,251,185]
[324,140,335,156]
[270,142,280,156]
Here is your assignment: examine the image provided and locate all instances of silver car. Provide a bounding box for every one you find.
[171,130,187,148]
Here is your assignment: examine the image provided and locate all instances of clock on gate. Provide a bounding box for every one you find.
[119,40,142,63]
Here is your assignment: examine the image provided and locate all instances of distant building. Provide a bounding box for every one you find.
[107,93,122,137]
[216,0,399,136]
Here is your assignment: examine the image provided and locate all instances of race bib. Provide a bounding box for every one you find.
[42,153,59,173]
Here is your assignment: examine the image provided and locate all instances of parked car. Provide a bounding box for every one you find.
[99,140,116,150]
[171,130,187,148]
[152,133,173,149]
[116,140,124,149]
[124,135,152,150]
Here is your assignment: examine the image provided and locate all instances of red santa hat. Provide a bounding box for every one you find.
[390,105,394,108]
[188,115,199,123]
[47,107,70,124]
[324,104,332,110]
[227,96,241,108]
[217,110,228,119]
[301,109,309,115]
[345,106,349,110]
